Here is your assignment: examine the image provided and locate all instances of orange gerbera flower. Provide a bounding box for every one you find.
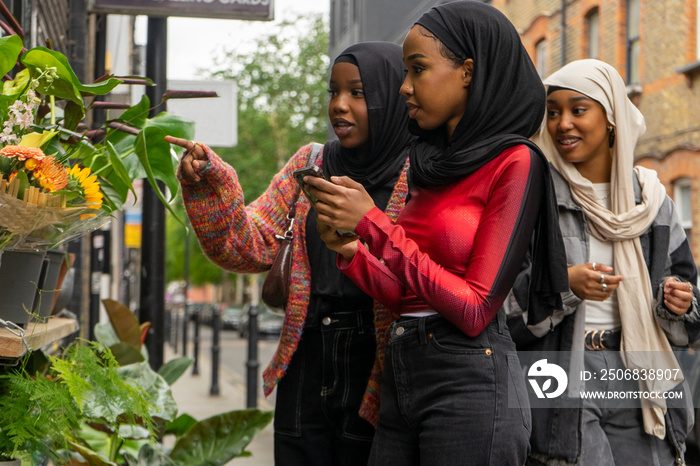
[0,145,45,161]
[33,156,69,192]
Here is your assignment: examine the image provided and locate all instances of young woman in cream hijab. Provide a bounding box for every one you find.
[508,59,699,465]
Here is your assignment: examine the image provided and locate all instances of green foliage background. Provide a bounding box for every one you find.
[166,13,329,292]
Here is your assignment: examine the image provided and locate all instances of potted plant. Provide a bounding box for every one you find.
[0,4,210,326]
[0,299,273,465]
[0,32,194,252]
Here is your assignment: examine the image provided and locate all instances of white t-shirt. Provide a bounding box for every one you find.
[585,183,621,331]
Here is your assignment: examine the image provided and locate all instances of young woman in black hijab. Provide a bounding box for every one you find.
[166,41,414,465]
[304,2,569,465]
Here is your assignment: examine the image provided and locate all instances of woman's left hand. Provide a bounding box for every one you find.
[663,278,695,315]
[303,175,375,233]
[316,217,360,261]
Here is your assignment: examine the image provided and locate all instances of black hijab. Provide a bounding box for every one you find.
[409,0,546,187]
[307,42,414,313]
[410,1,568,329]
[322,41,413,193]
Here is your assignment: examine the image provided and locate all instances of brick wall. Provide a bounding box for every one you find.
[493,0,700,264]
[637,149,700,257]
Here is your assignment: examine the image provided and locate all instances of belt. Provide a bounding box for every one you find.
[584,330,621,351]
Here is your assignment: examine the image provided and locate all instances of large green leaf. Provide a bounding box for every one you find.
[134,127,187,226]
[106,141,137,197]
[157,357,193,386]
[169,409,273,466]
[118,362,178,423]
[0,35,22,77]
[0,95,15,128]
[145,112,194,141]
[68,440,118,466]
[99,180,128,212]
[106,95,151,149]
[135,127,179,196]
[63,100,85,131]
[2,68,31,97]
[109,342,146,366]
[125,444,176,466]
[21,47,84,108]
[94,322,121,347]
[102,298,142,347]
[77,77,122,96]
[164,413,197,437]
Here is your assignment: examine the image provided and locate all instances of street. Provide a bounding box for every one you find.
[176,321,280,411]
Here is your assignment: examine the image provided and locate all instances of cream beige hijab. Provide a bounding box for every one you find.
[532,59,679,439]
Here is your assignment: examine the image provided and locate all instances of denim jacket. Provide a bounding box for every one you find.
[504,167,700,465]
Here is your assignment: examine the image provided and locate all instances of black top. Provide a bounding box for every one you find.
[306,41,415,325]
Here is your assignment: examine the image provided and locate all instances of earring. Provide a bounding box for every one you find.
[608,127,615,148]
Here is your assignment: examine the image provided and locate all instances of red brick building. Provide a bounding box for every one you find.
[492,0,700,264]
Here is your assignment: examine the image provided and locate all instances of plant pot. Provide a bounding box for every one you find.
[0,456,21,465]
[52,266,74,315]
[51,252,75,315]
[32,249,66,320]
[0,249,46,327]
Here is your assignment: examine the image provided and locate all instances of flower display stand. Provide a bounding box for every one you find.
[0,317,78,361]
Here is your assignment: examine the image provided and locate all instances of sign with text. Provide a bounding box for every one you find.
[90,0,273,21]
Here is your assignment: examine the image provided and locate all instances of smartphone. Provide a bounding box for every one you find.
[292,166,357,237]
[293,165,325,205]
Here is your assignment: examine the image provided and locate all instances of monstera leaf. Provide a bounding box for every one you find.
[169,409,273,466]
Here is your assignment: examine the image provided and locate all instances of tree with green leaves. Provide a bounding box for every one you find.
[166,13,329,298]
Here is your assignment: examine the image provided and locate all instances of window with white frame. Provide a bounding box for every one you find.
[626,0,641,84]
[587,9,600,59]
[675,178,693,247]
[536,39,547,80]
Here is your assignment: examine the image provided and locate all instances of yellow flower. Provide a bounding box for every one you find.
[69,165,91,183]
[24,158,40,170]
[68,165,103,210]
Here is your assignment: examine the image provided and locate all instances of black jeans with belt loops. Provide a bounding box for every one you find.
[274,309,376,466]
[368,311,532,466]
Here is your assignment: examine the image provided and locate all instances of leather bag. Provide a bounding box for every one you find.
[261,143,323,312]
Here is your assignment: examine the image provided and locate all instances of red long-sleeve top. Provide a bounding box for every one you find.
[338,145,544,337]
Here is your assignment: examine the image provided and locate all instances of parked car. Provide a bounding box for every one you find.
[184,302,219,325]
[239,303,284,339]
[221,306,245,330]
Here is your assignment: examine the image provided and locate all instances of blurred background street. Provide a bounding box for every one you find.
[164,311,280,465]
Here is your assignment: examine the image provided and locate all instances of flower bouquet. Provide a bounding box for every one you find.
[0,144,110,251]
[0,10,196,254]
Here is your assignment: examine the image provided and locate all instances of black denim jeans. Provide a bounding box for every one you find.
[580,350,676,466]
[274,310,376,466]
[368,312,531,466]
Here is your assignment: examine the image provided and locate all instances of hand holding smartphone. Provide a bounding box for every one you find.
[292,166,357,237]
[293,165,325,204]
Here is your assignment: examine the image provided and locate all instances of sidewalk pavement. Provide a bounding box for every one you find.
[163,343,275,465]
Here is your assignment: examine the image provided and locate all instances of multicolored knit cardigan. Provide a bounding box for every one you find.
[180,142,409,427]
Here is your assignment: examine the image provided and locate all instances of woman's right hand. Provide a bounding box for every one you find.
[568,263,623,301]
[316,215,359,261]
[165,135,208,183]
